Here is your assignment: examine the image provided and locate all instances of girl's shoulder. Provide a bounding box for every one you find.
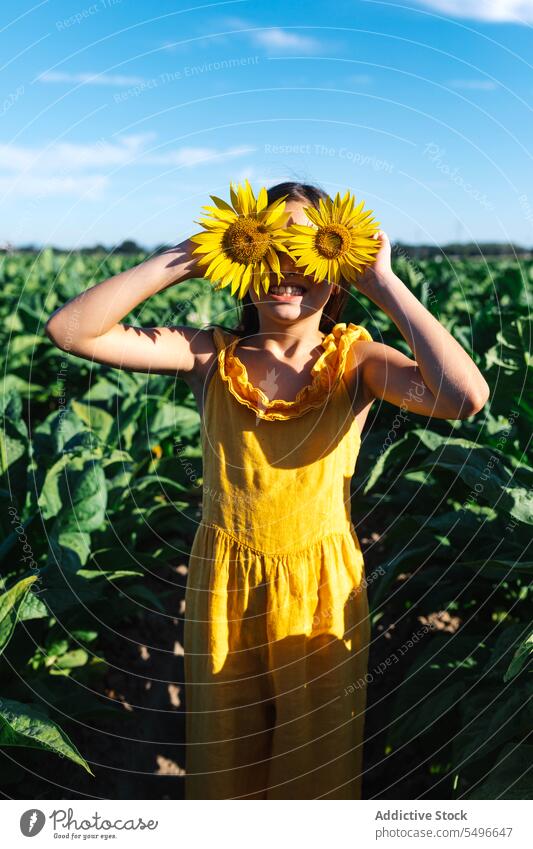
[326,321,373,345]
[206,323,240,353]
[324,322,374,369]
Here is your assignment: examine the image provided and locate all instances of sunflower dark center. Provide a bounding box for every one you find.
[315,223,351,259]
[223,217,270,264]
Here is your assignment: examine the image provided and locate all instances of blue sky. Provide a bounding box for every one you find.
[1,0,532,248]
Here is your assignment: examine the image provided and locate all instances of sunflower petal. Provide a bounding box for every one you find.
[252,267,262,296]
[205,254,231,280]
[202,206,238,223]
[285,223,314,237]
[260,206,289,228]
[302,206,323,228]
[229,264,246,296]
[256,186,268,212]
[209,194,235,212]
[237,264,252,298]
[190,230,221,244]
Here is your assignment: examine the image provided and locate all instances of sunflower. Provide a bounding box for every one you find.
[283,191,380,286]
[190,179,291,298]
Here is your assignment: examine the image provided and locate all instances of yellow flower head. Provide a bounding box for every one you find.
[190,179,291,298]
[283,191,380,286]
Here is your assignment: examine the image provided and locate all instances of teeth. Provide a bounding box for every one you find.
[270,285,305,295]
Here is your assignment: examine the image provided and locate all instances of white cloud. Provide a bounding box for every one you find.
[213,18,323,51]
[234,165,257,183]
[347,74,373,85]
[153,147,217,167]
[148,145,254,167]
[0,174,108,199]
[0,136,252,174]
[251,28,320,51]
[0,136,253,199]
[0,134,154,172]
[37,70,147,87]
[223,16,251,28]
[448,78,499,89]
[412,1,533,23]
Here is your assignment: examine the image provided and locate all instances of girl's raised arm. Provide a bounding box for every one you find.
[347,231,490,420]
[44,238,214,380]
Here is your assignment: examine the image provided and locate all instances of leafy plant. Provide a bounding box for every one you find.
[0,248,530,798]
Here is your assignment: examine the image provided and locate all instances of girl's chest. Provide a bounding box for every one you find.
[234,347,321,403]
[190,343,372,436]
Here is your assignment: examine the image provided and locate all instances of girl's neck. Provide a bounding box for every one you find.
[249,315,325,357]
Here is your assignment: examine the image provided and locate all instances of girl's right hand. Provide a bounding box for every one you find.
[352,230,393,297]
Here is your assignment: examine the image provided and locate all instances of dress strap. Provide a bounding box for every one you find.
[210,325,237,354]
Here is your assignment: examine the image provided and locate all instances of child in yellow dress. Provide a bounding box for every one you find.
[45,181,489,800]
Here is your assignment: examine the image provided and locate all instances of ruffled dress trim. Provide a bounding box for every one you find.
[213,321,372,421]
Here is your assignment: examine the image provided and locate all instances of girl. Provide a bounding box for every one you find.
[45,181,489,800]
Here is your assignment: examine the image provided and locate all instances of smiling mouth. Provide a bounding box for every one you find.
[268,283,306,297]
[269,272,308,296]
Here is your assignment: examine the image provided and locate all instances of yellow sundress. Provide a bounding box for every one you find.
[184,321,373,800]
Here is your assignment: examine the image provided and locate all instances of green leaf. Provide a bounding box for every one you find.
[455,559,533,579]
[413,443,532,524]
[466,743,533,799]
[48,530,92,571]
[40,455,107,531]
[482,624,531,679]
[0,698,94,775]
[127,582,166,612]
[18,588,48,621]
[484,317,532,417]
[151,402,200,439]
[454,685,532,767]
[9,334,47,356]
[0,430,26,475]
[32,409,89,464]
[504,631,533,682]
[81,377,123,402]
[108,398,144,447]
[70,400,114,443]
[0,575,38,654]
[0,511,37,567]
[76,568,143,581]
[363,429,469,495]
[53,648,89,670]
[388,680,465,748]
[71,630,98,642]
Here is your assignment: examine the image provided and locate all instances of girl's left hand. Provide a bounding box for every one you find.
[352,230,393,297]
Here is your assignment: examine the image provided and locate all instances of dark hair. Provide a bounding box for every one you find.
[208,180,351,338]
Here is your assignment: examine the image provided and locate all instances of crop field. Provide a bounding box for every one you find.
[0,249,531,799]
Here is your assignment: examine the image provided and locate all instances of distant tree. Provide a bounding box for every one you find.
[80,244,108,254]
[113,239,144,254]
[7,240,532,259]
[392,241,531,260]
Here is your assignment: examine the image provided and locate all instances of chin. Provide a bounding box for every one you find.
[264,303,304,318]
